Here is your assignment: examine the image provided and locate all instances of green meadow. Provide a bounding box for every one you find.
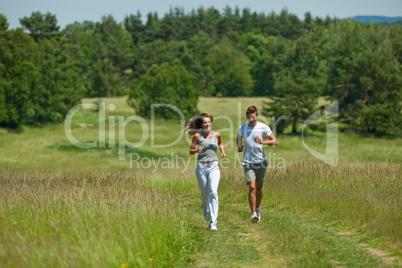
[0,97,401,267]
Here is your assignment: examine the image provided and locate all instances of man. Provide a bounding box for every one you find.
[237,106,278,223]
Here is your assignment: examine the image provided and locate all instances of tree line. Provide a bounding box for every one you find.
[0,7,401,135]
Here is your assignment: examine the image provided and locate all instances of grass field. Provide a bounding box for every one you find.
[0,97,401,267]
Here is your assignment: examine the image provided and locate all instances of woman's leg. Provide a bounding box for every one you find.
[196,163,210,220]
[208,162,220,228]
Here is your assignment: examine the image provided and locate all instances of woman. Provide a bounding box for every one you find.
[184,113,226,231]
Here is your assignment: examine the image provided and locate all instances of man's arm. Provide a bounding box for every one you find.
[237,134,244,152]
[255,133,278,146]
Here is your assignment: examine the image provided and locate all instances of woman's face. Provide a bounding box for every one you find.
[202,117,212,130]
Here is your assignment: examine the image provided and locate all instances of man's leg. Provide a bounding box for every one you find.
[255,184,263,209]
[255,162,267,209]
[245,166,259,222]
[255,162,267,222]
[248,181,256,213]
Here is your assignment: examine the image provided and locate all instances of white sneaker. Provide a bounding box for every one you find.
[208,221,217,231]
[256,208,261,223]
[251,212,258,223]
[204,210,211,221]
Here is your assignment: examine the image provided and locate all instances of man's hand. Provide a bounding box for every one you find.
[238,145,244,152]
[221,152,227,158]
[197,147,204,153]
[255,136,264,144]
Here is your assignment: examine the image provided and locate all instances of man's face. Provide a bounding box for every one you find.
[247,112,258,126]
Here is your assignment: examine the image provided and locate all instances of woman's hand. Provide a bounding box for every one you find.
[221,152,227,158]
[197,147,204,153]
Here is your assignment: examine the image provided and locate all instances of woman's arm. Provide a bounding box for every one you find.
[215,132,227,158]
[189,133,203,155]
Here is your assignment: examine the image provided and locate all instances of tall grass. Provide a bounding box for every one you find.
[1,96,401,265]
[215,163,402,255]
[0,171,195,267]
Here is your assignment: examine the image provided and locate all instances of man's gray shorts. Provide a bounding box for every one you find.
[242,160,268,186]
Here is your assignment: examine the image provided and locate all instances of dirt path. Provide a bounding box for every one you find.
[181,194,400,267]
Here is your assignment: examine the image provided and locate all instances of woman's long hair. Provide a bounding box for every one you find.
[184,113,213,136]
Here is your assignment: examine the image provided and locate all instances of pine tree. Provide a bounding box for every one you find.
[20,11,60,41]
[264,32,327,134]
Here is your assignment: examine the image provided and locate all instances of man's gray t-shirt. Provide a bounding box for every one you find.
[238,122,273,164]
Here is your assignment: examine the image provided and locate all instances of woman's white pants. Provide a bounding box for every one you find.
[196,161,220,228]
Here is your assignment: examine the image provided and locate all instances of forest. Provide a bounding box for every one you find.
[0,7,401,136]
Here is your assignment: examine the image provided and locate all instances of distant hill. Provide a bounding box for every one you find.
[349,16,402,24]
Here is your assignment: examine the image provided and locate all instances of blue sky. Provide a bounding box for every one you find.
[1,0,402,30]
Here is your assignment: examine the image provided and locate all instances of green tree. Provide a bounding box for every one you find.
[325,20,402,135]
[0,28,39,128]
[124,11,145,45]
[133,38,214,96]
[0,15,84,128]
[239,33,293,96]
[88,58,128,97]
[29,38,84,125]
[64,16,135,97]
[63,21,104,96]
[19,11,60,41]
[206,39,254,96]
[304,12,314,32]
[186,32,216,96]
[144,12,161,43]
[0,14,8,32]
[201,7,221,41]
[261,9,303,40]
[240,8,253,32]
[264,32,327,134]
[133,39,186,80]
[98,15,135,71]
[390,23,402,66]
[0,14,10,124]
[128,60,198,119]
